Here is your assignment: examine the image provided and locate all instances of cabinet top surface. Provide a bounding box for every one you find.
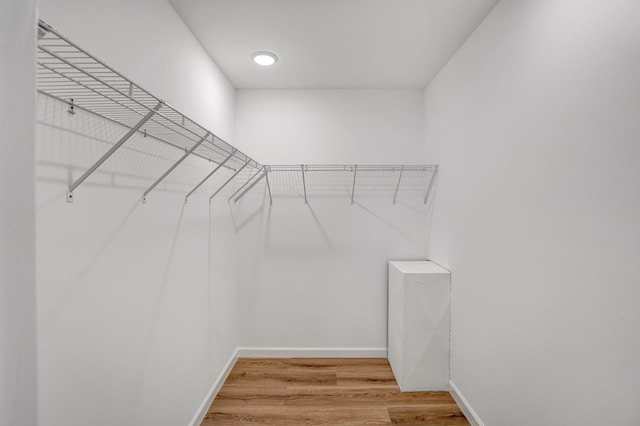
[389,261,450,275]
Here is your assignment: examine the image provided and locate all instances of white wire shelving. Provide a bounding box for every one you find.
[36,19,261,203]
[36,20,438,207]
[229,165,439,205]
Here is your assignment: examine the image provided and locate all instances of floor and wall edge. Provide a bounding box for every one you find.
[188,348,239,426]
[236,347,388,358]
[449,380,484,426]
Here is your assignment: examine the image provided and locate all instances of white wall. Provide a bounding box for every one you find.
[0,1,38,425]
[37,1,239,425]
[236,89,425,164]
[234,89,429,352]
[423,1,640,424]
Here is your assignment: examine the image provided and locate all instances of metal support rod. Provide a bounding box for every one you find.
[351,165,358,205]
[234,171,267,204]
[67,101,163,202]
[228,166,264,202]
[393,166,404,205]
[301,165,308,204]
[209,160,250,201]
[265,167,273,205]
[184,152,235,203]
[142,132,209,203]
[424,165,439,204]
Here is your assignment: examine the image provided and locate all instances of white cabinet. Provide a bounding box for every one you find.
[388,261,450,391]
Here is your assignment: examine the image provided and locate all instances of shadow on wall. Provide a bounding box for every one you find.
[36,92,222,205]
[36,91,239,425]
[229,167,436,349]
[228,167,436,254]
[228,168,436,290]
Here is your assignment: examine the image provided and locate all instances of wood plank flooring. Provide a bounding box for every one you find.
[202,358,469,425]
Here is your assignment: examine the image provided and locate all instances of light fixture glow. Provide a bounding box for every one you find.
[252,51,278,66]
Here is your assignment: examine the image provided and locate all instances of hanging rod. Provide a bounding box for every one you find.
[36,19,261,201]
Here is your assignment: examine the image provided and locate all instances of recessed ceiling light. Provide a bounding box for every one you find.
[252,51,278,66]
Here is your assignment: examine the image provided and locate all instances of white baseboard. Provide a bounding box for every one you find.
[449,380,484,426]
[188,348,239,426]
[237,346,388,358]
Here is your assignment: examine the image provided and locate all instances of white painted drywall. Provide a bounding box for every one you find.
[423,1,640,424]
[0,1,38,425]
[37,1,239,425]
[234,89,429,351]
[235,89,425,164]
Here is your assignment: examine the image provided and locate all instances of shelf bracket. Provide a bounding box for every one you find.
[265,167,273,205]
[393,166,404,205]
[423,165,439,205]
[234,170,267,204]
[301,165,308,204]
[184,151,235,203]
[228,166,264,202]
[142,132,209,203]
[67,101,163,202]
[209,160,251,202]
[351,165,358,205]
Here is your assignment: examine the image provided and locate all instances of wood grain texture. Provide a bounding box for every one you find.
[202,358,469,425]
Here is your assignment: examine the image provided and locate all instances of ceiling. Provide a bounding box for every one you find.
[169,0,498,89]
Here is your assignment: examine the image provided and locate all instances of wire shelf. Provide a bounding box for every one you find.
[36,19,261,202]
[227,165,438,205]
[36,19,437,206]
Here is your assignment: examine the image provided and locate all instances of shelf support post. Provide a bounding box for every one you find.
[423,165,439,204]
[142,132,209,203]
[184,151,234,203]
[351,165,358,205]
[393,166,404,205]
[66,101,163,202]
[301,165,308,204]
[265,167,273,205]
[234,170,267,204]
[209,160,250,202]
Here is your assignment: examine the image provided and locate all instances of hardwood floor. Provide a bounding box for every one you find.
[202,358,469,425]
